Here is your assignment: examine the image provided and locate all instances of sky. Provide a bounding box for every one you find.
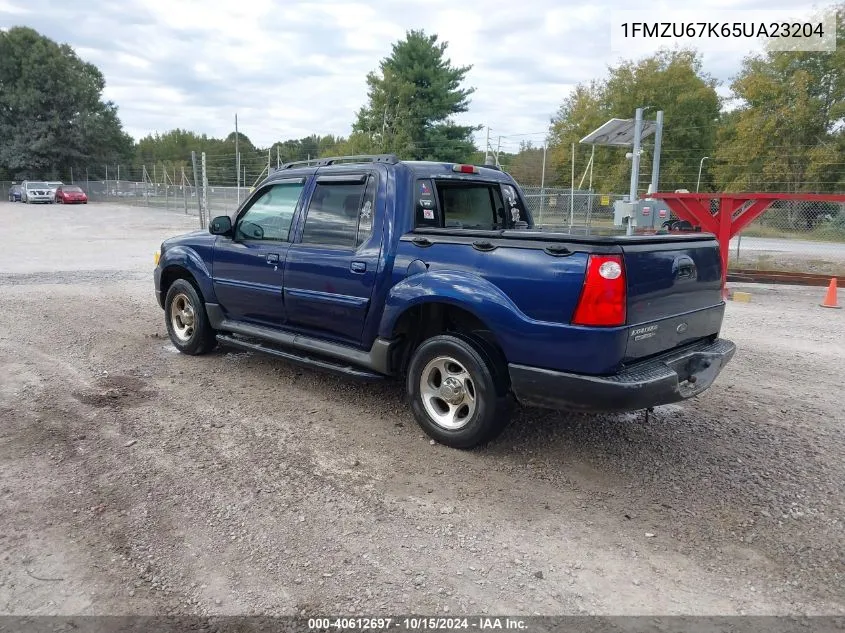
[0,0,832,153]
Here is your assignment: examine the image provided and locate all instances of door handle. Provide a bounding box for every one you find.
[350,261,366,273]
[266,253,280,264]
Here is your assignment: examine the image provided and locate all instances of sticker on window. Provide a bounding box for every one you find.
[361,200,372,220]
[420,199,433,208]
[503,185,516,204]
[423,208,434,220]
[420,182,431,196]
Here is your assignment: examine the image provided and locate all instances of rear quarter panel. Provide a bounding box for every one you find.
[381,239,632,375]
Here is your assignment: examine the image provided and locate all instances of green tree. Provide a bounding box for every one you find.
[0,26,133,179]
[714,2,845,203]
[351,29,480,161]
[547,49,721,194]
[504,140,547,186]
[269,134,345,164]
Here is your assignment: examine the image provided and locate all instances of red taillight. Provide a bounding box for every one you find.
[452,164,479,174]
[571,254,627,327]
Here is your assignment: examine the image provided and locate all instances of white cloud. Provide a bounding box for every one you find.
[0,0,828,150]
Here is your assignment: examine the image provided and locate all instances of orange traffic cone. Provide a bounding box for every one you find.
[820,278,841,309]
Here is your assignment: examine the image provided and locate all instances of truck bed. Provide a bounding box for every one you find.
[397,227,724,374]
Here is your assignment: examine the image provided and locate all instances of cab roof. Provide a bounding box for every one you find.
[266,154,513,183]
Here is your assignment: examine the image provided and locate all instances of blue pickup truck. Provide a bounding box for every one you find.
[154,154,735,449]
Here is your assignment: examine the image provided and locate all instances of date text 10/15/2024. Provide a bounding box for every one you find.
[308,617,528,631]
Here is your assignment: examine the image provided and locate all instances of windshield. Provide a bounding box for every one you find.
[26,182,48,189]
[63,186,83,193]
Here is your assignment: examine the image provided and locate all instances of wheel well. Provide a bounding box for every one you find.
[390,303,508,380]
[160,265,199,299]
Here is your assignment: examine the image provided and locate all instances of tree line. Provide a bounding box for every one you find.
[2,5,843,200]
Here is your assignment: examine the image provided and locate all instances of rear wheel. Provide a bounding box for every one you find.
[406,334,511,449]
[164,279,216,355]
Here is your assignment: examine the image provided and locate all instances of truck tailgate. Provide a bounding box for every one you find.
[621,238,724,363]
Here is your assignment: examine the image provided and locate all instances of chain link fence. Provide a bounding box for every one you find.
[4,170,844,275]
[730,199,845,275]
[2,177,252,227]
[520,186,624,234]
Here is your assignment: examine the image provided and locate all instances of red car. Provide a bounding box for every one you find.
[55,185,88,204]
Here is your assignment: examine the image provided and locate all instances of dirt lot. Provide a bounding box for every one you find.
[1,201,843,617]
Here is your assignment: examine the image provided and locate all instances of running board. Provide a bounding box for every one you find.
[215,334,385,381]
[204,303,395,375]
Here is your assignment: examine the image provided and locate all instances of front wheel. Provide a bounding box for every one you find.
[164,279,216,355]
[406,334,511,449]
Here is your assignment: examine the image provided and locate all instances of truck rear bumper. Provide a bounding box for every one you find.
[509,338,736,413]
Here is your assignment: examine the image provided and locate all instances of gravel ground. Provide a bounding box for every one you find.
[0,201,843,616]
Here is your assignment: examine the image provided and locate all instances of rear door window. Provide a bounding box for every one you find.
[300,174,376,249]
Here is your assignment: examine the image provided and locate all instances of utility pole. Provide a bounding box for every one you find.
[697,156,710,192]
[586,144,596,233]
[570,143,575,230]
[70,167,74,184]
[105,165,108,197]
[539,142,547,223]
[382,104,389,149]
[495,136,501,167]
[268,148,271,179]
[484,126,490,164]
[202,152,209,226]
[181,167,188,214]
[276,146,280,170]
[191,151,202,226]
[627,107,644,236]
[649,110,664,195]
[235,113,240,205]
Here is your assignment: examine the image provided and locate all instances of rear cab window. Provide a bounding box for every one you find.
[414,176,528,230]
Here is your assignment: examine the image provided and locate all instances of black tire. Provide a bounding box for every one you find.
[406,334,511,449]
[163,278,216,355]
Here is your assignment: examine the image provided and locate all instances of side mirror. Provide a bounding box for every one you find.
[209,215,233,236]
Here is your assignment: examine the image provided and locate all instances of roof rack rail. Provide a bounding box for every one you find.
[275,154,400,171]
[475,163,502,171]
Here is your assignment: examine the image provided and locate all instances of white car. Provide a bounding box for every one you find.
[21,181,54,204]
[46,181,64,200]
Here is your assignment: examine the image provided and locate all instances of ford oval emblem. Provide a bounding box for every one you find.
[676,322,689,334]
